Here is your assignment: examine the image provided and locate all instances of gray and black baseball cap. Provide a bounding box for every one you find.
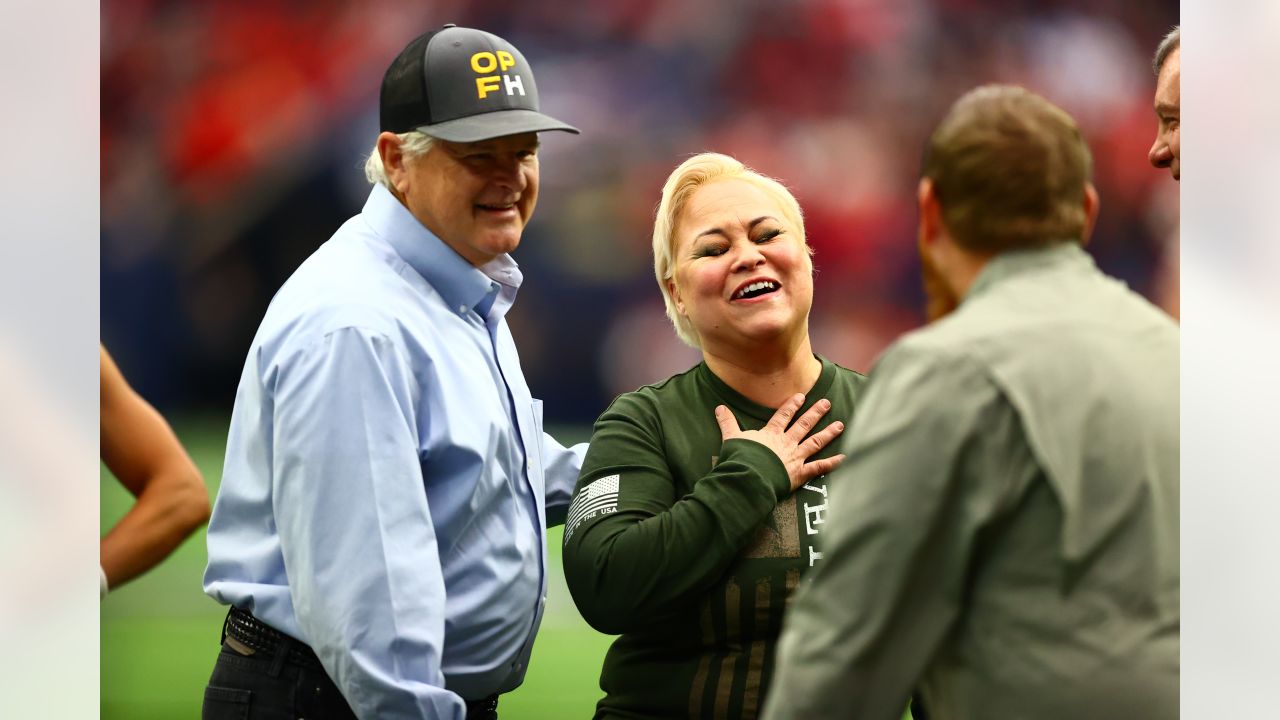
[379,24,579,143]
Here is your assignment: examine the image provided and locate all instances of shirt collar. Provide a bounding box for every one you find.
[361,185,524,319]
[698,355,837,423]
[964,241,1094,304]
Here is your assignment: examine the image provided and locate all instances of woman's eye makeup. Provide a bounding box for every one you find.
[691,228,784,258]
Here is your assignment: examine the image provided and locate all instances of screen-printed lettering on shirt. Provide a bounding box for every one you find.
[799,480,828,566]
[565,474,620,542]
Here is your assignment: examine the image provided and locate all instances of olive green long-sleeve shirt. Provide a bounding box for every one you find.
[763,243,1179,720]
[564,358,867,719]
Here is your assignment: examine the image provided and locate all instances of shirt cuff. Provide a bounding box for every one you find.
[720,437,791,500]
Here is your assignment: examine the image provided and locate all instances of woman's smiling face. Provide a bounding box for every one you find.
[669,177,813,353]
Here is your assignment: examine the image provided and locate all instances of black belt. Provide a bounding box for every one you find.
[223,605,325,670]
[222,606,501,719]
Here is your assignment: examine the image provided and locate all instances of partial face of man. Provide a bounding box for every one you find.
[917,233,959,323]
[400,132,540,266]
[915,179,961,322]
[1149,47,1180,181]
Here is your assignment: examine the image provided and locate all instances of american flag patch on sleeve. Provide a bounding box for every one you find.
[565,474,620,542]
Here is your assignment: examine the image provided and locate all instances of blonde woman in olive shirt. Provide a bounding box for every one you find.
[563,153,866,720]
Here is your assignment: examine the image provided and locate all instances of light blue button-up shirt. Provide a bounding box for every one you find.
[204,184,586,718]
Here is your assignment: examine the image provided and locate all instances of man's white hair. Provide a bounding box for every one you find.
[364,131,436,188]
[1153,26,1180,75]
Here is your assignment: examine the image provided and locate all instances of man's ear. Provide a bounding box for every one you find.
[1080,182,1100,247]
[377,132,409,195]
[667,279,685,315]
[918,177,943,248]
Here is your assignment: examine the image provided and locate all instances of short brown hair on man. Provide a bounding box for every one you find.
[923,85,1094,254]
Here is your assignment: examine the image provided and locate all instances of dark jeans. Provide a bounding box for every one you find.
[202,637,357,720]
[910,693,930,720]
[202,609,501,719]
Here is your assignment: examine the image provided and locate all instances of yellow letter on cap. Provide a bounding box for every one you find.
[476,76,500,99]
[497,51,515,71]
[471,52,497,73]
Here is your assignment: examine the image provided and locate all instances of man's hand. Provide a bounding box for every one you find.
[715,394,846,492]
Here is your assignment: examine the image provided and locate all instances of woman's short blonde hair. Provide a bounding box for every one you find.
[652,152,808,348]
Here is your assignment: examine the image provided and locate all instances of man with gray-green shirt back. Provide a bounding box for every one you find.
[762,85,1179,720]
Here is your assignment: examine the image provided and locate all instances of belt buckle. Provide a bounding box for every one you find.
[226,635,257,657]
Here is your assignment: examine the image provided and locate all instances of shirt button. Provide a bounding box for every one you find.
[458,305,467,314]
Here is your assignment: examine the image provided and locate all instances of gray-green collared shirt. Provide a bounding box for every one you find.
[762,243,1179,720]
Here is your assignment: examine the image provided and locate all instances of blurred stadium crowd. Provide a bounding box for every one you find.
[101,0,1178,426]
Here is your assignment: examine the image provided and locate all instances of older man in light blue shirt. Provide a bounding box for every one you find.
[203,25,583,720]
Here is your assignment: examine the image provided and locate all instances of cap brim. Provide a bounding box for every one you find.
[418,109,580,143]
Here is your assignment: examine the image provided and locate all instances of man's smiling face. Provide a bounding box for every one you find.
[401,132,541,265]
